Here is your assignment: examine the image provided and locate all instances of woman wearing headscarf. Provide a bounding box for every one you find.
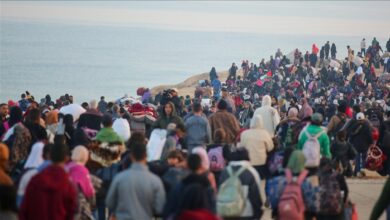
[0,143,12,186]
[153,102,184,130]
[240,114,274,179]
[252,95,280,136]
[2,106,24,142]
[17,142,51,207]
[276,107,302,149]
[63,114,75,147]
[2,109,32,174]
[266,150,317,218]
[65,145,95,220]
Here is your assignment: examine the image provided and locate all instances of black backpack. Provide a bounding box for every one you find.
[94,163,121,199]
[331,114,347,138]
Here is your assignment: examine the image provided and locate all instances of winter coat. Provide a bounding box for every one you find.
[153,102,184,130]
[347,120,373,153]
[19,165,77,220]
[239,115,274,166]
[252,96,280,136]
[208,110,240,144]
[77,109,102,131]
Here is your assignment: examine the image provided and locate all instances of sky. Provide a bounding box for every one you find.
[1,1,389,38]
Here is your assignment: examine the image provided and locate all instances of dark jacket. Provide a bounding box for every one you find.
[164,173,216,218]
[153,102,183,130]
[347,120,373,153]
[77,109,103,131]
[219,161,263,220]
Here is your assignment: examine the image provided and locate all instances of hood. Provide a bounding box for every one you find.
[262,95,272,107]
[250,114,264,129]
[24,141,45,169]
[162,101,178,117]
[33,165,71,191]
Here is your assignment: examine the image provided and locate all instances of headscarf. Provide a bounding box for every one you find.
[66,146,94,198]
[71,145,89,165]
[250,114,264,129]
[287,150,306,174]
[8,124,32,170]
[287,108,298,118]
[192,147,210,171]
[0,143,12,186]
[24,141,45,169]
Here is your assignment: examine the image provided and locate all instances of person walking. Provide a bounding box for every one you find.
[208,100,240,145]
[252,95,280,136]
[106,142,166,220]
[19,143,77,220]
[239,114,274,179]
[185,103,212,152]
[361,38,367,57]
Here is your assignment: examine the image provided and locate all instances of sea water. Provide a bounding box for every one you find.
[0,20,385,103]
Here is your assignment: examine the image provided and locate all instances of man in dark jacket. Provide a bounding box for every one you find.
[347,113,374,176]
[324,41,330,59]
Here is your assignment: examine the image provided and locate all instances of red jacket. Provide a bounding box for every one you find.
[19,165,77,220]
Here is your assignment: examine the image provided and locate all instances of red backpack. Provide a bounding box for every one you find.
[278,169,308,220]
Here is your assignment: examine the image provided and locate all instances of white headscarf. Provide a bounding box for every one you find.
[71,145,89,165]
[24,142,45,169]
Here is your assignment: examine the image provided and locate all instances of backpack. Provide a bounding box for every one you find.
[267,150,284,175]
[318,172,342,215]
[331,114,347,138]
[365,144,386,171]
[302,129,325,167]
[208,146,225,172]
[94,163,121,199]
[217,165,247,217]
[278,169,308,220]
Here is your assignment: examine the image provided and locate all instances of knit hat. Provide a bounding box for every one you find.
[356,112,365,120]
[287,150,306,174]
[311,113,323,124]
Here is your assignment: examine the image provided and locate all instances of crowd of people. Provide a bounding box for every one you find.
[0,37,390,220]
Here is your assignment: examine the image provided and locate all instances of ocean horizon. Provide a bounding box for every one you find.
[0,19,387,103]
